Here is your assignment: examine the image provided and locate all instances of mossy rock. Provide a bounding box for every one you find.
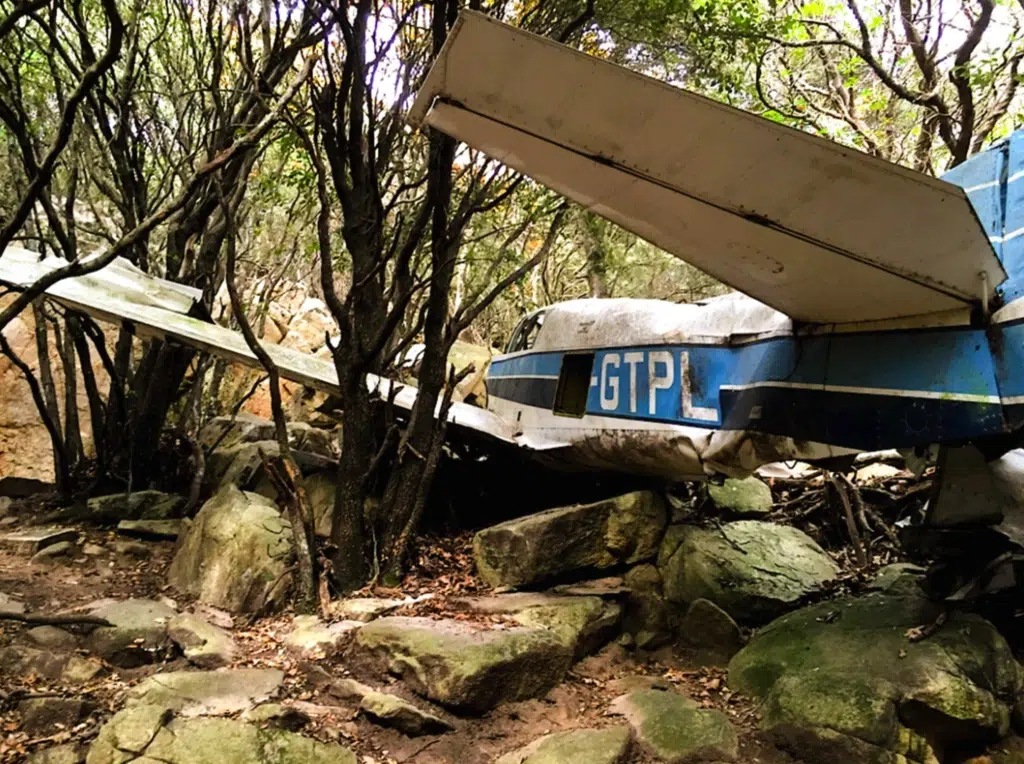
[659,521,839,624]
[458,592,621,658]
[125,668,284,716]
[354,616,573,713]
[167,486,293,614]
[86,491,186,523]
[609,688,738,762]
[86,706,355,764]
[707,477,773,516]
[83,599,177,668]
[473,491,667,588]
[728,593,1023,763]
[496,726,632,764]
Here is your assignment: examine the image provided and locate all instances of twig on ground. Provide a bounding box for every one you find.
[0,613,112,627]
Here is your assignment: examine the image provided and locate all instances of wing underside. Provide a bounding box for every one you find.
[409,12,1005,324]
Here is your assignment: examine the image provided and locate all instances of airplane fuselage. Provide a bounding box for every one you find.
[483,295,1024,480]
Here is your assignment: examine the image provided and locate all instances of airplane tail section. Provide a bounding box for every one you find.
[409,12,1005,324]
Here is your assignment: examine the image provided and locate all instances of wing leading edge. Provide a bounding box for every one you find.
[409,11,1004,324]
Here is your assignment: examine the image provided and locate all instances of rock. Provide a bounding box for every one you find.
[0,591,25,615]
[256,470,336,537]
[868,563,926,596]
[855,463,903,481]
[550,577,629,597]
[31,540,74,563]
[331,679,453,736]
[333,597,407,622]
[355,616,573,713]
[0,645,102,683]
[496,726,632,764]
[85,491,185,523]
[707,476,773,516]
[728,592,1023,763]
[456,593,621,658]
[606,675,674,695]
[659,521,839,624]
[609,688,738,762]
[87,706,355,764]
[206,437,336,494]
[26,625,78,649]
[126,668,284,716]
[27,744,84,764]
[192,603,234,630]
[112,539,149,557]
[677,598,744,655]
[201,413,336,458]
[242,703,310,731]
[0,496,10,517]
[622,564,678,650]
[206,440,282,491]
[19,697,90,735]
[83,598,177,667]
[117,519,183,540]
[1,527,78,555]
[282,615,360,657]
[474,491,667,588]
[82,543,105,556]
[168,613,237,668]
[167,485,294,613]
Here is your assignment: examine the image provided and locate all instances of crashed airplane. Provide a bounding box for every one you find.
[5,12,1024,577]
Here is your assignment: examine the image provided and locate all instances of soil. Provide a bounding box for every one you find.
[0,516,797,764]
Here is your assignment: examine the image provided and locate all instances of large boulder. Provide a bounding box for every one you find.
[609,688,738,762]
[167,486,293,613]
[728,592,1023,763]
[473,491,667,588]
[354,616,573,713]
[86,705,355,764]
[496,727,632,764]
[659,521,839,623]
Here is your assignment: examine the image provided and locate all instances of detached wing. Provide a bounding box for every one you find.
[0,248,518,445]
[409,12,1004,324]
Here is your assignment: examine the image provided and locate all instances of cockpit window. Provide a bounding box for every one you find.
[505,310,546,353]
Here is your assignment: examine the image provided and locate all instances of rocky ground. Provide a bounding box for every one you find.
[1,415,1023,764]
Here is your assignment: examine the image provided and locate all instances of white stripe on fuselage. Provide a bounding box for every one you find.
[719,380,1000,404]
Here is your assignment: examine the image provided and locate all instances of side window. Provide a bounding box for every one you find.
[505,310,547,353]
[553,352,594,418]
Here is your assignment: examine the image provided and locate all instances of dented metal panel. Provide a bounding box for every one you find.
[411,12,1004,323]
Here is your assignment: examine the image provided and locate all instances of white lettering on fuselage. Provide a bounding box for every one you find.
[681,351,718,422]
[595,349,718,423]
[601,354,620,409]
[623,352,644,413]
